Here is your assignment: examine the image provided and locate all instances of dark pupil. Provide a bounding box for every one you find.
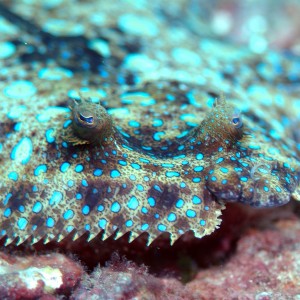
[232,117,239,125]
[79,113,94,124]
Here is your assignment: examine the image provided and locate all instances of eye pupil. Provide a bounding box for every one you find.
[79,113,94,124]
[232,117,239,125]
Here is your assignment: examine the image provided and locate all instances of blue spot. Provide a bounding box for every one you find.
[76,193,82,200]
[4,81,36,98]
[220,167,228,173]
[161,163,175,168]
[180,182,186,188]
[154,185,163,192]
[45,128,55,143]
[82,205,90,215]
[63,119,72,128]
[118,160,127,166]
[222,179,228,184]
[131,163,141,170]
[139,158,150,164]
[216,157,224,164]
[196,153,204,160]
[38,67,73,80]
[176,130,189,139]
[166,171,180,177]
[249,144,261,150]
[192,195,202,204]
[136,184,144,191]
[66,225,74,232]
[240,177,248,182]
[34,164,47,176]
[275,186,282,192]
[141,223,149,230]
[75,164,84,172]
[46,217,55,228]
[152,119,163,127]
[158,224,167,232]
[127,196,139,210]
[60,162,70,173]
[98,218,107,229]
[32,201,42,213]
[49,191,63,206]
[194,166,204,172]
[32,185,38,192]
[17,217,28,230]
[8,171,18,181]
[186,209,196,218]
[125,220,133,227]
[0,41,16,59]
[93,169,103,176]
[18,205,25,213]
[192,177,201,182]
[130,174,136,181]
[176,199,184,208]
[82,179,88,187]
[148,197,156,207]
[67,180,74,187]
[167,213,177,222]
[211,176,217,181]
[111,201,121,213]
[3,193,12,206]
[63,209,74,220]
[97,205,104,212]
[128,120,140,128]
[10,137,33,164]
[263,186,269,192]
[153,131,165,141]
[4,208,11,218]
[200,220,206,226]
[14,123,21,131]
[141,207,148,214]
[111,169,121,178]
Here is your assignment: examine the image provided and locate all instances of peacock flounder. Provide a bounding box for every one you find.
[1,81,299,246]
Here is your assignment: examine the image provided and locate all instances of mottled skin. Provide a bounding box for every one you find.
[0,81,299,246]
[0,2,300,247]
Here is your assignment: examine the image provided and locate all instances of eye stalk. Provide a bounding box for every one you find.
[68,97,113,144]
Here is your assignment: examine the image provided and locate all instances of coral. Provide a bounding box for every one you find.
[186,218,300,299]
[0,252,83,299]
[71,254,193,300]
[72,217,300,300]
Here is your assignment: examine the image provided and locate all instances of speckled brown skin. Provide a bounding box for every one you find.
[0,2,300,248]
[0,80,299,247]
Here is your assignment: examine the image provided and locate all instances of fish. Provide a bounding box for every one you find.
[1,80,299,246]
[0,2,300,247]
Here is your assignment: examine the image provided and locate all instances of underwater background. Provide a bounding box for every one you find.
[0,0,300,299]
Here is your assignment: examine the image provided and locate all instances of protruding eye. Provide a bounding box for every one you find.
[231,108,243,129]
[231,116,243,128]
[79,113,94,124]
